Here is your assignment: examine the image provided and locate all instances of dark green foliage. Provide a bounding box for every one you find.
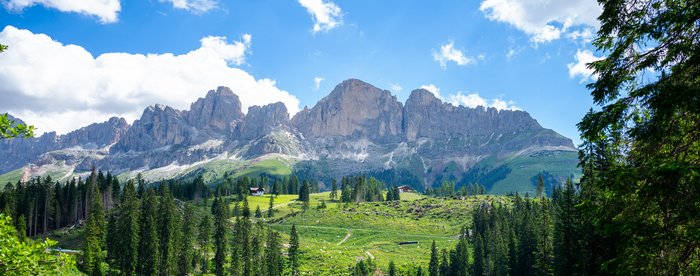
[458,164,512,192]
[330,179,338,200]
[158,183,180,275]
[428,240,438,276]
[267,194,275,218]
[577,0,700,273]
[198,214,212,273]
[388,261,397,276]
[212,197,228,276]
[288,224,300,276]
[353,258,376,276]
[178,203,197,275]
[138,189,160,276]
[264,228,283,276]
[116,180,140,275]
[255,205,262,218]
[82,168,105,275]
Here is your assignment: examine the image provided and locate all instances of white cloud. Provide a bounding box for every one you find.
[420,84,442,99]
[298,0,343,33]
[567,49,604,83]
[447,92,520,111]
[2,0,121,23]
[433,41,475,69]
[389,83,402,93]
[161,0,217,14]
[314,76,324,90]
[479,0,601,43]
[0,26,300,135]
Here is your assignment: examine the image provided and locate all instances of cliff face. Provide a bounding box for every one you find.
[291,79,404,143]
[1,79,577,188]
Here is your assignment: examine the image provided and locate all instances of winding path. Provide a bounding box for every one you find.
[337,229,353,246]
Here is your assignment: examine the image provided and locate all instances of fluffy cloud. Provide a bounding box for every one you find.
[567,49,604,82]
[420,84,442,99]
[0,26,300,135]
[433,41,475,69]
[161,0,217,14]
[298,0,343,33]
[2,0,121,23]
[314,76,324,90]
[447,92,520,111]
[479,0,600,43]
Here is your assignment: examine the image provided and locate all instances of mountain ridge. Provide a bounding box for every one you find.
[0,79,578,193]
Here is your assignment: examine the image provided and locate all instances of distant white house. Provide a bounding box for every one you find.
[250,187,265,196]
[397,185,414,193]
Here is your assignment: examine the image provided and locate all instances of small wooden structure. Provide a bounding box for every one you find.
[397,185,414,193]
[250,187,265,196]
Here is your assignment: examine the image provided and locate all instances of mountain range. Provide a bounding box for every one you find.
[0,79,580,194]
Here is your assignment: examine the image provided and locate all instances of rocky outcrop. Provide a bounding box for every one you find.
[239,102,291,140]
[186,86,244,135]
[111,104,195,153]
[292,79,404,143]
[61,117,129,148]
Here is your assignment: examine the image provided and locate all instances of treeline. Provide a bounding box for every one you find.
[426,180,486,197]
[334,175,401,203]
[77,167,300,275]
[0,171,125,237]
[357,179,586,276]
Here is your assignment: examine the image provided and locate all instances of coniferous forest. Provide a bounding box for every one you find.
[1,0,699,275]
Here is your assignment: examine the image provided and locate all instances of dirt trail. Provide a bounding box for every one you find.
[337,229,352,245]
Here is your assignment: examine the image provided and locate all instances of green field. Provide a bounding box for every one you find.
[260,192,507,275]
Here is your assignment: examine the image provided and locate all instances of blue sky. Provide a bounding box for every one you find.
[0,0,603,145]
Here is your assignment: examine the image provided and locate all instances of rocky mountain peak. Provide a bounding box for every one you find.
[239,102,291,140]
[187,86,244,133]
[406,88,442,107]
[292,79,404,142]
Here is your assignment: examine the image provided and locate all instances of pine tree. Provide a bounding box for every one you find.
[553,178,581,274]
[241,198,252,276]
[438,249,449,276]
[198,214,212,274]
[158,183,180,275]
[536,174,545,197]
[117,179,140,275]
[330,179,337,201]
[82,168,105,276]
[138,189,160,276]
[288,224,300,276]
[388,261,397,276]
[178,203,198,275]
[428,240,439,276]
[213,198,228,276]
[264,228,283,276]
[267,194,275,218]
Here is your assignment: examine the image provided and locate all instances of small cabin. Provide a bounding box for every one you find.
[397,185,414,193]
[250,187,265,196]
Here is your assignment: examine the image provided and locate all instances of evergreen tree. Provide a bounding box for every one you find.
[536,174,545,198]
[330,179,337,200]
[212,198,229,276]
[288,224,300,276]
[138,189,160,276]
[116,179,140,275]
[388,260,397,276]
[158,183,180,275]
[553,178,581,274]
[178,203,198,275]
[255,205,262,218]
[82,168,105,275]
[198,214,212,274]
[267,195,275,218]
[264,228,283,276]
[438,249,449,276]
[428,240,438,276]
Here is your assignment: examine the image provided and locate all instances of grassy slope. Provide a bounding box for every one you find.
[265,192,509,275]
[0,168,23,188]
[233,158,293,178]
[489,151,581,195]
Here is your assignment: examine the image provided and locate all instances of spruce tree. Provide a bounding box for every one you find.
[388,261,397,276]
[428,240,438,276]
[255,205,262,218]
[438,249,449,276]
[82,169,105,276]
[330,179,337,200]
[198,214,212,274]
[267,194,275,218]
[213,198,228,276]
[117,179,140,275]
[264,228,283,276]
[178,204,197,275]
[138,189,160,276]
[288,224,300,276]
[158,183,180,275]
